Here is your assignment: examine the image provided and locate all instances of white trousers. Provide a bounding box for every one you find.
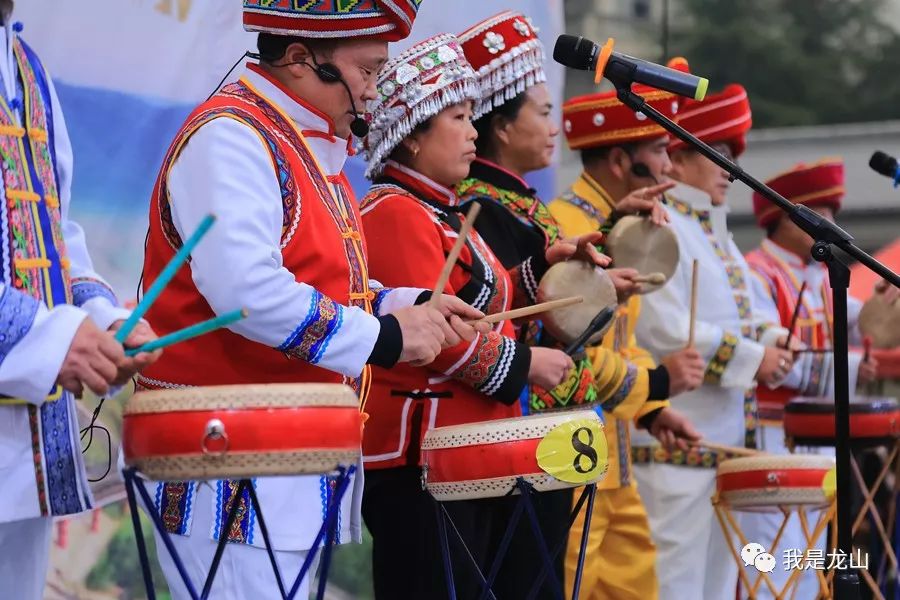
[0,516,52,600]
[633,463,741,600]
[739,425,829,600]
[152,483,319,600]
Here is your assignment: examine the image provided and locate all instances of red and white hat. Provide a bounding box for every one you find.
[242,0,419,42]
[458,11,546,119]
[669,84,752,158]
[562,57,689,150]
[364,34,479,179]
[753,158,844,228]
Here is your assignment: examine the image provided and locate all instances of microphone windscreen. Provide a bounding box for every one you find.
[350,117,370,139]
[553,35,594,70]
[869,151,898,177]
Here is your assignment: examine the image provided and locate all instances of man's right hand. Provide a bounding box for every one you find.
[58,319,127,398]
[607,268,641,304]
[528,347,574,390]
[393,305,450,366]
[756,346,794,387]
[661,347,705,396]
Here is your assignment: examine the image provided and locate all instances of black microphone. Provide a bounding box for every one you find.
[553,34,709,101]
[869,151,899,187]
[564,306,616,356]
[630,162,656,182]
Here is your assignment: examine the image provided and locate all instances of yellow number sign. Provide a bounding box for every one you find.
[536,417,609,484]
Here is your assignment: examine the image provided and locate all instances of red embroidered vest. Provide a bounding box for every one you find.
[140,80,374,397]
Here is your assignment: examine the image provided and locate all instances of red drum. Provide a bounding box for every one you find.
[123,384,362,481]
[783,396,900,447]
[422,410,606,501]
[716,455,835,511]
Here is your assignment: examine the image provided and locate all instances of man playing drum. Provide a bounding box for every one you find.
[547,71,707,600]
[137,3,485,598]
[0,1,161,598]
[630,81,796,599]
[743,158,891,598]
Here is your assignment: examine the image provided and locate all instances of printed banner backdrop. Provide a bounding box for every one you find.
[14,0,563,301]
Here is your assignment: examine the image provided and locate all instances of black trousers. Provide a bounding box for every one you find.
[363,466,573,600]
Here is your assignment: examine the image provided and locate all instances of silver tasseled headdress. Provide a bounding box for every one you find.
[364,33,480,180]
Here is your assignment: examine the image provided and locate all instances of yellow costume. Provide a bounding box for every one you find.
[549,172,666,600]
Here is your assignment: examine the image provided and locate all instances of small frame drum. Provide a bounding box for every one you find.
[422,410,607,501]
[123,383,362,481]
[784,396,900,448]
[716,455,835,511]
[537,261,618,346]
[859,293,900,349]
[605,215,679,294]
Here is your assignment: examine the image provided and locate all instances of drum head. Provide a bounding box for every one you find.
[537,261,618,345]
[606,215,679,294]
[859,294,900,349]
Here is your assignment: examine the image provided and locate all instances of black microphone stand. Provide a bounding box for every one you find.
[605,74,900,600]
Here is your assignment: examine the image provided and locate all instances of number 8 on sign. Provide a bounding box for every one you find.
[536,417,608,484]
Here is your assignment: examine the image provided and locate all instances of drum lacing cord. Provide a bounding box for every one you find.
[80,395,113,482]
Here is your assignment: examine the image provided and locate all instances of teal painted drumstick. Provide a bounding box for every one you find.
[115,214,216,344]
[125,308,247,357]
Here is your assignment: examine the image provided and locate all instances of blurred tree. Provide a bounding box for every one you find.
[671,0,900,127]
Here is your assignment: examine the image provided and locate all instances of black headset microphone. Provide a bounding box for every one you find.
[217,51,370,138]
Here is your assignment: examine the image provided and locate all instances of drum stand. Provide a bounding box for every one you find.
[122,465,356,600]
[714,493,837,599]
[604,62,900,600]
[821,440,900,599]
[432,478,597,600]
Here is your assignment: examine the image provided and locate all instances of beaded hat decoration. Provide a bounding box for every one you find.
[364,33,480,179]
[242,0,421,42]
[458,11,546,119]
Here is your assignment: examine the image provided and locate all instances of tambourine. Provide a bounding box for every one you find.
[605,215,679,294]
[537,260,618,345]
[859,294,900,349]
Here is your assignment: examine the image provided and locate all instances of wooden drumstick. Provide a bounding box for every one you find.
[783,280,808,349]
[428,203,481,308]
[690,440,763,457]
[633,272,666,285]
[687,259,699,348]
[475,296,584,325]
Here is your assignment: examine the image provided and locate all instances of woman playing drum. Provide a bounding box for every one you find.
[358,34,606,600]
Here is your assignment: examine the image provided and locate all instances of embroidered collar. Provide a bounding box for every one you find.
[381,161,460,208]
[468,157,534,195]
[760,238,810,269]
[578,172,618,215]
[242,64,351,177]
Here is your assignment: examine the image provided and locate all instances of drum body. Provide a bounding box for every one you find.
[605,215,679,294]
[422,410,605,501]
[123,383,362,481]
[784,396,899,447]
[537,261,617,345]
[716,455,835,511]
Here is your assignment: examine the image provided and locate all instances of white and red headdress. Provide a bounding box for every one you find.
[458,11,547,119]
[364,33,479,179]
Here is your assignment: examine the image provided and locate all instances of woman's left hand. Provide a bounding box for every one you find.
[545,232,611,267]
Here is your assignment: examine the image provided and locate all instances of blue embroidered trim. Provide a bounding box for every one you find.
[156,481,195,536]
[607,362,639,410]
[372,288,391,316]
[0,285,39,366]
[71,278,118,308]
[278,290,344,365]
[214,479,256,545]
[319,473,342,545]
[41,389,84,515]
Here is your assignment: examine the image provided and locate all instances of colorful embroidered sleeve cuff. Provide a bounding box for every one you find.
[0,285,41,368]
[441,332,531,405]
[509,253,550,309]
[71,278,117,308]
[703,332,740,385]
[713,334,765,389]
[371,286,424,316]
